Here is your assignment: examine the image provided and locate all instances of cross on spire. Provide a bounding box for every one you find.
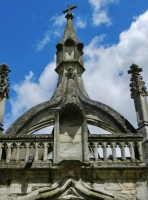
[63,4,77,14]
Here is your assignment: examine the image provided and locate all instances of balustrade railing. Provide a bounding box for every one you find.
[0,133,144,167]
[0,134,53,164]
[88,134,143,163]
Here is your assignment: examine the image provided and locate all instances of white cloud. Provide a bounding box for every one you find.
[84,10,148,128]
[92,10,112,26]
[51,14,65,27]
[4,59,57,130]
[36,15,65,50]
[88,0,119,26]
[36,30,50,51]
[76,17,87,29]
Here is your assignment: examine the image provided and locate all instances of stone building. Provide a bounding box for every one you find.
[0,5,148,200]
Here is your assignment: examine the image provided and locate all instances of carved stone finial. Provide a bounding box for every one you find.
[0,63,11,100]
[128,63,148,99]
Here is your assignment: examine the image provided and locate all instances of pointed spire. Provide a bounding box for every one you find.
[62,4,78,43]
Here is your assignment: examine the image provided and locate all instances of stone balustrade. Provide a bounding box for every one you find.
[0,133,144,167]
[88,134,144,163]
[0,134,53,165]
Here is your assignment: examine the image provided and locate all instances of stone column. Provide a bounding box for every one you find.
[0,142,3,161]
[102,142,108,162]
[120,142,126,161]
[34,142,39,162]
[6,142,12,163]
[82,117,89,162]
[111,142,117,162]
[0,98,6,134]
[138,141,143,162]
[25,143,30,163]
[94,142,98,161]
[43,142,48,162]
[128,142,135,161]
[16,142,21,162]
[53,113,59,164]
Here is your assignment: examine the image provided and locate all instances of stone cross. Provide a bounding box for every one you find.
[63,4,77,14]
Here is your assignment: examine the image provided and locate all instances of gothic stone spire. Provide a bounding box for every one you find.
[62,4,78,43]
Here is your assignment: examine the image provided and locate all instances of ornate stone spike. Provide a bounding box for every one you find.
[128,63,148,99]
[128,64,148,139]
[0,63,11,134]
[0,63,11,100]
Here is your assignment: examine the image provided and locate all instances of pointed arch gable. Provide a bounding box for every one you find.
[34,179,114,200]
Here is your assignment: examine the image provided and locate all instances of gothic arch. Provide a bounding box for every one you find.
[5,97,136,135]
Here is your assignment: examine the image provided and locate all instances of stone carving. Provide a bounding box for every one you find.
[58,187,84,200]
[65,67,76,79]
[128,63,148,98]
[0,63,11,100]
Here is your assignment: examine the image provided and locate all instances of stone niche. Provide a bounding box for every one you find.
[59,104,83,162]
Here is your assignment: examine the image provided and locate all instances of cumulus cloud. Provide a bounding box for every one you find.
[84,10,148,128]
[88,0,119,26]
[4,59,57,130]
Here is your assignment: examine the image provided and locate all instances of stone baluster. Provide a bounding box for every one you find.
[53,113,59,164]
[34,142,39,162]
[102,142,108,162]
[15,142,21,162]
[137,141,143,162]
[82,117,89,162]
[128,142,135,161]
[94,142,98,161]
[0,142,3,161]
[43,142,48,162]
[119,142,126,161]
[25,142,30,163]
[111,142,117,162]
[6,142,13,163]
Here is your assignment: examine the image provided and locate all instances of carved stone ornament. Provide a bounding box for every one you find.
[128,63,148,98]
[65,67,76,79]
[58,187,84,200]
[0,63,11,100]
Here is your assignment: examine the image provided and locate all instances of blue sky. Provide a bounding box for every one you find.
[1,0,148,133]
